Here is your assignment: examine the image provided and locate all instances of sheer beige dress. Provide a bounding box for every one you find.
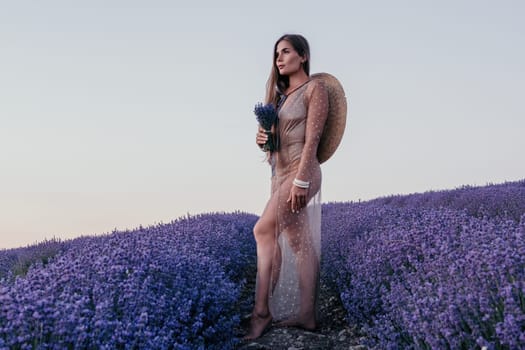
[259,78,329,322]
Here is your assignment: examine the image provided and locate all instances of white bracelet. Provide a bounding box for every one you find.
[293,178,310,189]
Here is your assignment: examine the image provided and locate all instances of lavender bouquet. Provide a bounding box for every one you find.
[254,102,278,152]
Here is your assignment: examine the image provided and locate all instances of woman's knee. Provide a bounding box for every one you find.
[253,219,274,243]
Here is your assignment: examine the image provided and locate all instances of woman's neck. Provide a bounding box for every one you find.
[286,71,309,94]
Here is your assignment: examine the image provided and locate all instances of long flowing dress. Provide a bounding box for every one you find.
[262,78,329,321]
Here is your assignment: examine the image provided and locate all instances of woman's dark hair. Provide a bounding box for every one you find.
[265,34,310,106]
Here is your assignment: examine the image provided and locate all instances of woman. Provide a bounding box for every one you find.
[245,34,329,340]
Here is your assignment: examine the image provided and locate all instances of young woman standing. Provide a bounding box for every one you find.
[245,33,330,340]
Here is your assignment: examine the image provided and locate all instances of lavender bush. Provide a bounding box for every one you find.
[2,180,524,349]
[371,179,525,222]
[0,238,69,281]
[0,212,257,349]
[323,180,525,349]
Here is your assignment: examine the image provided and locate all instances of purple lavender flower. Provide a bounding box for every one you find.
[253,102,277,130]
[322,179,525,349]
[253,102,278,152]
[0,212,258,349]
[1,179,524,349]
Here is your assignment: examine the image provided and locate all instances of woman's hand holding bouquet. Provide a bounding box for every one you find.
[253,103,278,152]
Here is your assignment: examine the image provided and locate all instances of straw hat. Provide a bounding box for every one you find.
[310,72,348,164]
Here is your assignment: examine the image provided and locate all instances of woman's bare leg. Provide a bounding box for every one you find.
[244,196,280,340]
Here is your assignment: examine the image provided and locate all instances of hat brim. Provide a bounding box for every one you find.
[311,73,347,164]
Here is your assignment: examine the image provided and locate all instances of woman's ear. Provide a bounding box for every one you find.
[301,54,309,64]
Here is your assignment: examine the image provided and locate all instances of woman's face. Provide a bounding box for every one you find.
[275,40,305,76]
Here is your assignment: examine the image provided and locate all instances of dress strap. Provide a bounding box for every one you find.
[277,94,287,112]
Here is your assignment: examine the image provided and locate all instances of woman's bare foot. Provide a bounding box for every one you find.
[275,317,316,331]
[243,312,273,340]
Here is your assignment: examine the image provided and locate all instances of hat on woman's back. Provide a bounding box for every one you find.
[311,72,348,164]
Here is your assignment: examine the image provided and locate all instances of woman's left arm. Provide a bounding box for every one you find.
[288,81,329,212]
[296,80,329,182]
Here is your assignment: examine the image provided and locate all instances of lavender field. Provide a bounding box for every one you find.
[1,180,524,349]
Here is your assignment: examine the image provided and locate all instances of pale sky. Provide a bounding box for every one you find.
[1,0,524,249]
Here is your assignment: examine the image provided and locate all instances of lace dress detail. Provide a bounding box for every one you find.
[262,79,329,321]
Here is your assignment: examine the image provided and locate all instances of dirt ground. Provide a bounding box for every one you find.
[236,278,370,350]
